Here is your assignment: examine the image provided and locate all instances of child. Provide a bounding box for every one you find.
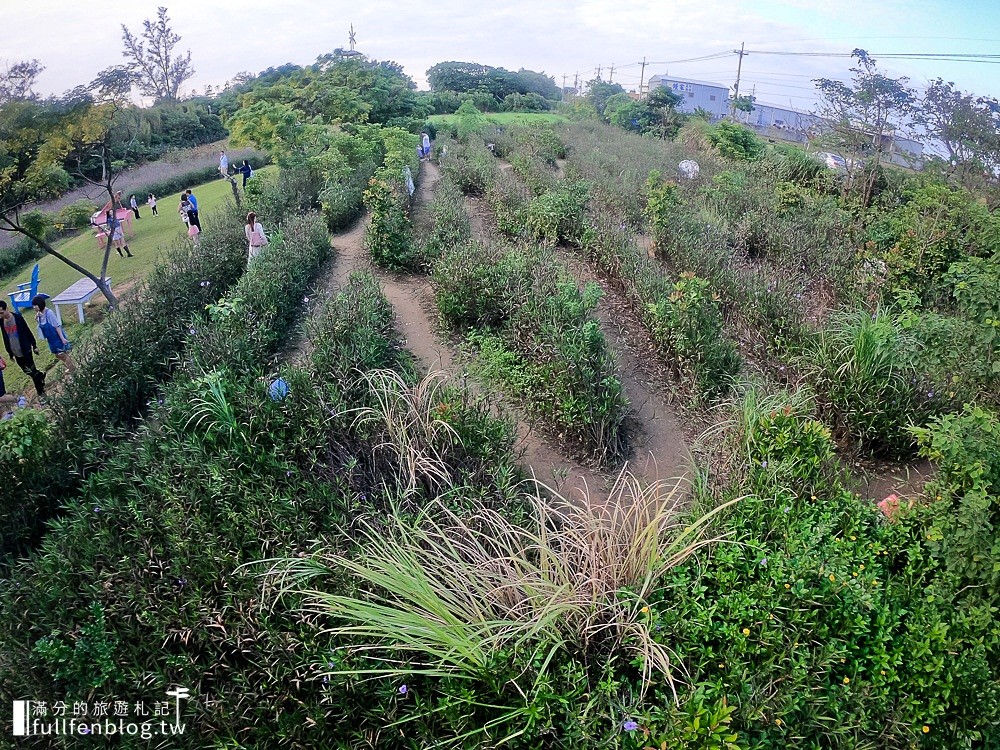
[188,222,200,245]
[148,193,158,216]
[32,295,75,373]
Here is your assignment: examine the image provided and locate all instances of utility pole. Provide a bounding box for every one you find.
[731,42,747,117]
[596,65,602,81]
[638,57,647,99]
[562,73,567,101]
[573,71,579,95]
[609,63,615,83]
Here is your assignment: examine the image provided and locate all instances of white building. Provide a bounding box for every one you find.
[647,75,730,119]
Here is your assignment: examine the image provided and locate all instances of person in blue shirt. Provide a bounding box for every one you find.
[184,190,201,230]
[237,160,253,187]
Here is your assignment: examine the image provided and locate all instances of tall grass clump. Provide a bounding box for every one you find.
[266,471,726,747]
[799,307,926,456]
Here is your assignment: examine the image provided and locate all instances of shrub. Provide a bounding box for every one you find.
[911,405,1000,589]
[364,176,416,270]
[439,140,499,195]
[0,237,44,276]
[525,182,589,245]
[706,122,765,161]
[55,199,100,230]
[646,273,741,400]
[419,176,471,263]
[0,409,53,556]
[800,307,928,456]
[432,241,525,329]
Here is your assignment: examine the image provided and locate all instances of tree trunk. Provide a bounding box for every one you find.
[228,176,242,209]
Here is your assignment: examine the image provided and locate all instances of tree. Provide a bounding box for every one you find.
[585,79,626,122]
[121,7,194,102]
[0,59,44,104]
[814,49,915,206]
[731,95,755,114]
[917,78,1000,193]
[0,67,141,308]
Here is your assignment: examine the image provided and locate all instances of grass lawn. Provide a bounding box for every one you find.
[1,169,274,400]
[429,112,569,126]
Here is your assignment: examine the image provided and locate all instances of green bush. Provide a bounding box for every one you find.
[55,199,100,230]
[799,307,925,457]
[0,237,44,276]
[706,122,765,161]
[438,139,499,195]
[525,182,589,245]
[364,176,416,270]
[912,405,1000,589]
[646,273,741,400]
[433,241,525,330]
[419,176,471,263]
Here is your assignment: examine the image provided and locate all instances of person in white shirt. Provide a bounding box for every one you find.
[245,211,268,263]
[219,150,229,178]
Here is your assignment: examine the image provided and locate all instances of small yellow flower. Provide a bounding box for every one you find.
[880,670,886,676]
[810,495,817,501]
[718,663,725,668]
[850,535,857,541]
[859,565,865,571]
[775,718,783,727]
[872,579,879,586]
[784,583,791,589]
[922,725,930,734]
[829,574,836,582]
[843,676,850,685]
[852,572,858,577]
[742,628,751,636]
[640,606,650,614]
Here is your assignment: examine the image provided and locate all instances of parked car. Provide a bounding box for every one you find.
[816,151,847,170]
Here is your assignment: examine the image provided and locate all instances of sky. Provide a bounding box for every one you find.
[5,0,1000,112]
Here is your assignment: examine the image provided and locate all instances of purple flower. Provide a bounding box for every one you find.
[398,684,409,695]
[760,557,768,566]
[322,675,329,685]
[189,328,196,335]
[303,296,310,304]
[200,280,210,288]
[927,391,934,398]
[93,506,101,514]
[761,460,768,469]
[622,720,639,732]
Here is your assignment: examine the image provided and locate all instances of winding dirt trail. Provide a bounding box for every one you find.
[390,162,609,500]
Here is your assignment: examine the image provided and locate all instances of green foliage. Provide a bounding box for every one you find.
[420,177,472,263]
[866,181,1000,301]
[439,139,499,194]
[646,273,740,400]
[800,308,926,457]
[0,236,44,275]
[32,601,120,695]
[364,176,415,270]
[525,182,589,245]
[455,100,490,141]
[644,170,682,248]
[706,122,765,161]
[912,405,1000,589]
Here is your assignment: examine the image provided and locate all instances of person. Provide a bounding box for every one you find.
[0,356,27,411]
[219,150,229,178]
[185,190,201,230]
[421,132,431,161]
[0,300,45,398]
[148,193,158,216]
[188,221,201,245]
[129,194,141,219]
[245,211,268,263]
[106,210,133,257]
[32,296,75,373]
[178,195,191,227]
[416,144,423,163]
[238,160,253,187]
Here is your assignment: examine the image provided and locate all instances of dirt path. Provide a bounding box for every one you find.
[558,252,691,486]
[392,162,609,500]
